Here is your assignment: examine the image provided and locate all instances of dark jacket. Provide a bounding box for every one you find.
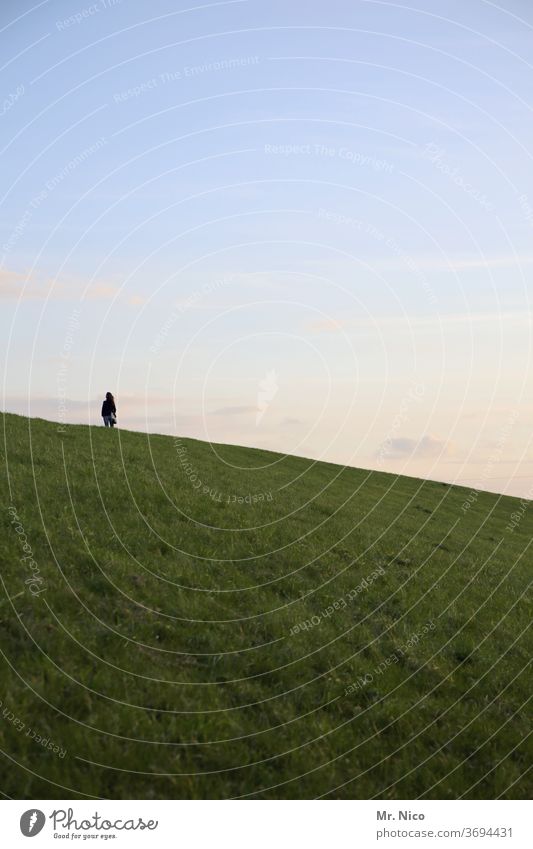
[101,398,116,417]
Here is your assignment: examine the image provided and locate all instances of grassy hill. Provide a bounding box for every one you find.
[0,412,531,799]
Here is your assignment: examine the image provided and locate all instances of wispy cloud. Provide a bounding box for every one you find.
[308,318,348,333]
[0,268,145,305]
[210,405,256,416]
[307,310,531,334]
[280,416,303,426]
[376,434,455,460]
[0,268,55,300]
[368,254,533,273]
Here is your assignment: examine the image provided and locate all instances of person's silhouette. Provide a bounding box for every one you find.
[101,392,117,427]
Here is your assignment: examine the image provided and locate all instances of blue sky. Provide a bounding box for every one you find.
[2,0,533,496]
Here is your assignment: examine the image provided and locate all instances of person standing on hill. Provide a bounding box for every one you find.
[101,392,117,427]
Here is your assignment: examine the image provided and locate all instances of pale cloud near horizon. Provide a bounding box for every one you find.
[0,269,56,301]
[306,309,532,334]
[366,254,533,272]
[375,434,455,460]
[210,405,257,416]
[0,268,146,305]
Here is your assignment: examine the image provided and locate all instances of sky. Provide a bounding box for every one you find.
[1,0,533,497]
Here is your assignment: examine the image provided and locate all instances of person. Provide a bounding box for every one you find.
[101,392,117,427]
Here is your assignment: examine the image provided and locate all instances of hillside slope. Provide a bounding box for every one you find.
[0,412,531,799]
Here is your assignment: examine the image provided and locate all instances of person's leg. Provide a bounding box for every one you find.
[103,416,110,427]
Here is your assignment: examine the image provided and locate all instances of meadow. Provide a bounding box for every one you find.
[0,412,531,799]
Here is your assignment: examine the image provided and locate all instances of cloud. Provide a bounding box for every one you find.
[85,284,118,300]
[0,268,145,305]
[417,254,533,271]
[307,318,348,333]
[364,254,533,273]
[210,405,256,416]
[307,310,531,334]
[280,416,303,426]
[127,294,147,306]
[0,268,55,301]
[377,434,454,460]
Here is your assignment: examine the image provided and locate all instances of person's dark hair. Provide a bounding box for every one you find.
[106,392,114,403]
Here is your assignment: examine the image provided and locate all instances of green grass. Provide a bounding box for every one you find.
[0,412,531,799]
